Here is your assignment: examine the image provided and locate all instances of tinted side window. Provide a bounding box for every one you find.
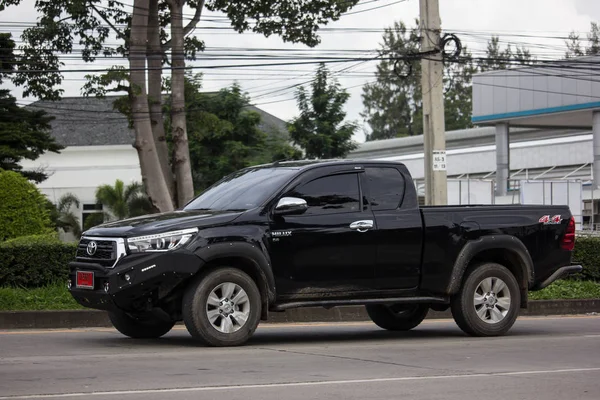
[290,173,360,215]
[365,167,405,211]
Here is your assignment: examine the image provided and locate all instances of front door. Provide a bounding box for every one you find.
[269,169,378,298]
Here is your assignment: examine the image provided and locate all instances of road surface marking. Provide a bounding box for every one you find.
[1,367,599,399]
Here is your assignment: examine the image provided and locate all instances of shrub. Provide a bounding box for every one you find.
[2,232,60,245]
[0,170,52,241]
[0,233,77,288]
[573,235,600,281]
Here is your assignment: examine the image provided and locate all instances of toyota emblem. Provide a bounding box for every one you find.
[86,241,98,256]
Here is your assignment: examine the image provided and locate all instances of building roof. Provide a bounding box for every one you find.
[349,126,588,159]
[27,95,290,147]
[471,55,600,129]
[28,96,135,147]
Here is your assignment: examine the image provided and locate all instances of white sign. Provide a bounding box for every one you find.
[432,150,447,171]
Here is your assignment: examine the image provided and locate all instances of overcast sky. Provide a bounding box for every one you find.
[1,0,598,142]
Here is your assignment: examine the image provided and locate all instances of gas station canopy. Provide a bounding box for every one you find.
[472,55,600,130]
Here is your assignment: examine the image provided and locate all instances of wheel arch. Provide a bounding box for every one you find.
[446,235,534,308]
[194,242,276,320]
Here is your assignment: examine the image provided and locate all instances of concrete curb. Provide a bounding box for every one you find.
[1,299,598,330]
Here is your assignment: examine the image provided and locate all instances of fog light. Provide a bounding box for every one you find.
[124,274,131,282]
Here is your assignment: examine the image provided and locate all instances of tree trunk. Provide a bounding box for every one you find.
[168,0,195,207]
[129,0,174,213]
[148,0,176,207]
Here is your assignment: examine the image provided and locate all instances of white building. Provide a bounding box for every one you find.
[350,126,594,198]
[22,95,290,230]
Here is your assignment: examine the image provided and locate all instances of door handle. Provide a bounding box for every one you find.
[350,220,374,232]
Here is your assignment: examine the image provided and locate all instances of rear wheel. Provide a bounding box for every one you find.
[108,309,175,339]
[366,303,429,331]
[182,268,262,347]
[451,262,521,337]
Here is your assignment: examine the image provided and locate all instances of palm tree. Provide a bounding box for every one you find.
[95,179,153,221]
[56,193,82,238]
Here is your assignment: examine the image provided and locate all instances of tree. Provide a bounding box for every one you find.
[0,33,63,182]
[0,90,64,182]
[127,0,175,213]
[166,0,197,207]
[444,51,477,132]
[56,193,82,237]
[2,0,361,212]
[361,22,534,141]
[477,36,535,72]
[165,74,301,192]
[288,63,358,159]
[566,22,600,58]
[44,193,83,238]
[566,32,585,58]
[361,20,422,141]
[95,179,153,221]
[0,170,52,241]
[0,32,17,81]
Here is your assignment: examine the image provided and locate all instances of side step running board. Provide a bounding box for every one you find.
[272,296,449,311]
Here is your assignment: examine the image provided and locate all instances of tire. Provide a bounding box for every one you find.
[366,303,429,331]
[182,267,262,347]
[451,262,521,337]
[108,309,175,339]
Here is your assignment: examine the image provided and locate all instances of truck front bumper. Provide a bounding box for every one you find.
[68,250,204,313]
[531,264,583,291]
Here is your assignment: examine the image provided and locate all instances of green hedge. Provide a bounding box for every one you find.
[0,234,77,288]
[0,233,598,289]
[573,236,600,281]
[0,170,53,241]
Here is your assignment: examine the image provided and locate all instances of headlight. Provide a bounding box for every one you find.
[127,228,198,253]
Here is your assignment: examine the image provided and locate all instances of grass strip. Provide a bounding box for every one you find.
[0,284,84,311]
[0,280,598,311]
[528,279,600,300]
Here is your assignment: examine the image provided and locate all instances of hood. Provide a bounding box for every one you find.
[82,209,244,238]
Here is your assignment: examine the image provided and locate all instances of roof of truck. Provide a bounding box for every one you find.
[257,158,406,170]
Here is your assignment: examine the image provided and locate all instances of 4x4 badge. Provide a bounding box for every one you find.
[539,215,561,225]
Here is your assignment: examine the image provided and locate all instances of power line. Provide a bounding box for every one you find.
[343,0,410,15]
[16,78,376,123]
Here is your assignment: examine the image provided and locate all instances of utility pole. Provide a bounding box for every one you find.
[419,0,447,205]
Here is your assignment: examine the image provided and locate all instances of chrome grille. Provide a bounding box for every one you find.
[76,238,117,266]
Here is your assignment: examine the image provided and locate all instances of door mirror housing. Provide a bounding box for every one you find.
[274,197,308,216]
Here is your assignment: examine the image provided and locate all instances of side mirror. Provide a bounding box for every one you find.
[274,197,308,216]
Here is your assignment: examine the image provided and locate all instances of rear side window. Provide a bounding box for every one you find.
[289,173,361,215]
[365,167,405,211]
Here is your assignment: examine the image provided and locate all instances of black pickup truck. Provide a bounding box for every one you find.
[68,160,582,346]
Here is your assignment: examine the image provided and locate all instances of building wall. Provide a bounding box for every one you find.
[20,145,142,234]
[353,132,593,181]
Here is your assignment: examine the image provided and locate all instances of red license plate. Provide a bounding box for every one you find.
[76,271,94,289]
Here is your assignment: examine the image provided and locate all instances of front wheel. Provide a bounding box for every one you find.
[366,303,429,331]
[108,309,175,339]
[451,262,521,337]
[182,268,262,347]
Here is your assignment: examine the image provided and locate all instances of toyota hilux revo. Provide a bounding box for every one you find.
[68,159,582,346]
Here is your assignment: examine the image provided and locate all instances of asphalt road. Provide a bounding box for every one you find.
[1,316,599,400]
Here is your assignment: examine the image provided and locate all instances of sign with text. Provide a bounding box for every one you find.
[432,150,447,171]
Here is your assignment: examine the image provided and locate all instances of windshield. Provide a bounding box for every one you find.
[183,167,298,211]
